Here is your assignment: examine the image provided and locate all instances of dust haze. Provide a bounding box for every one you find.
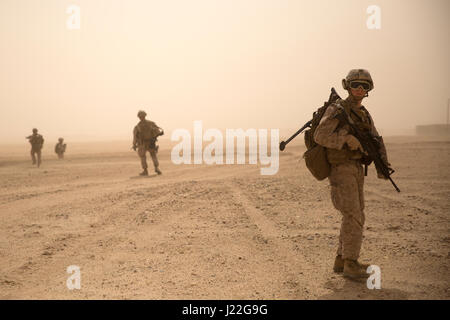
[0,0,449,143]
[0,0,449,301]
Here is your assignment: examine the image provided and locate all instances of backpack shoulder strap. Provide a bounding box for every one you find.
[360,106,372,125]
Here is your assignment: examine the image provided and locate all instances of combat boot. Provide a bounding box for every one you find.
[155,167,162,175]
[333,255,370,273]
[333,255,345,273]
[343,259,370,279]
[140,169,148,176]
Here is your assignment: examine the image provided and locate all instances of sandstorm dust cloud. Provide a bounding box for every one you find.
[0,0,449,143]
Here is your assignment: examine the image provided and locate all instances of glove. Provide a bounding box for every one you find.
[132,145,137,151]
[345,135,364,153]
[377,170,388,180]
[377,165,394,180]
[160,129,164,136]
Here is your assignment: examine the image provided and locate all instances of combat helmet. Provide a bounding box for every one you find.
[342,69,374,91]
[32,128,38,133]
[58,137,64,142]
[137,110,147,118]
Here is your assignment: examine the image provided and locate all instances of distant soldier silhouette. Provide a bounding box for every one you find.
[26,128,44,167]
[132,110,164,176]
[54,138,67,159]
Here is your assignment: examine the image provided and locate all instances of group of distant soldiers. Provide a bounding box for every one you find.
[26,110,163,175]
[26,129,66,167]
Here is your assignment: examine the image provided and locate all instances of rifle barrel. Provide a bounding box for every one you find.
[388,176,401,192]
[279,121,311,151]
[285,121,311,144]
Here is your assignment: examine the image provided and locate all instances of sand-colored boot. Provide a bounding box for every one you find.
[334,255,370,273]
[155,167,162,175]
[140,168,148,176]
[343,259,370,279]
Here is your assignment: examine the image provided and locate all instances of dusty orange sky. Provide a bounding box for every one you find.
[0,0,449,143]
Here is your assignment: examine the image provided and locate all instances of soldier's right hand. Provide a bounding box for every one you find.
[377,171,388,180]
[346,135,364,153]
[132,145,137,151]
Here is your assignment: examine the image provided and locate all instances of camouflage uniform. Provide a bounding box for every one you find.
[314,96,389,261]
[26,130,44,167]
[133,115,163,174]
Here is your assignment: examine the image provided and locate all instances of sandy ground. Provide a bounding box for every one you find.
[0,136,449,300]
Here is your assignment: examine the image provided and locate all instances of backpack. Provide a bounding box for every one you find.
[302,88,341,180]
[136,120,160,140]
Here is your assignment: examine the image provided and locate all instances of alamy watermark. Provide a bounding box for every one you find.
[366,5,381,30]
[66,5,81,30]
[66,265,81,290]
[366,265,381,289]
[171,121,279,175]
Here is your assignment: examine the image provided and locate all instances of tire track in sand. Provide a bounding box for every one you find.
[365,187,446,216]
[226,181,321,297]
[0,183,176,299]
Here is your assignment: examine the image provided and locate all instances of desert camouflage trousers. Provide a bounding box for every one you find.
[31,148,42,167]
[137,142,159,170]
[328,160,365,260]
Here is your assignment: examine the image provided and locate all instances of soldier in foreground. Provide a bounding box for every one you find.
[26,128,44,167]
[314,69,391,279]
[132,110,164,176]
[54,138,67,159]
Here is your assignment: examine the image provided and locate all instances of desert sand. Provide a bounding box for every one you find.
[0,136,449,299]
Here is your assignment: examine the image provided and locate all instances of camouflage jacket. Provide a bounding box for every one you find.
[133,120,162,146]
[313,98,389,166]
[27,134,44,150]
[55,142,66,154]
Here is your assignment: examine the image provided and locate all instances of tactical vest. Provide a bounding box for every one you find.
[55,143,65,153]
[326,99,372,164]
[135,120,159,142]
[29,135,44,149]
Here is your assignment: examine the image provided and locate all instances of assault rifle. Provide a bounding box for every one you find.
[334,105,401,192]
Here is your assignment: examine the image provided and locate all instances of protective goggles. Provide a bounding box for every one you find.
[349,81,371,90]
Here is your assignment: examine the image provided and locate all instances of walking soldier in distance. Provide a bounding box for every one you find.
[132,110,164,176]
[26,128,44,167]
[314,69,392,279]
[54,138,67,159]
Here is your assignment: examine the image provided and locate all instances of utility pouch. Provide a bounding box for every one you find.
[303,144,331,181]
